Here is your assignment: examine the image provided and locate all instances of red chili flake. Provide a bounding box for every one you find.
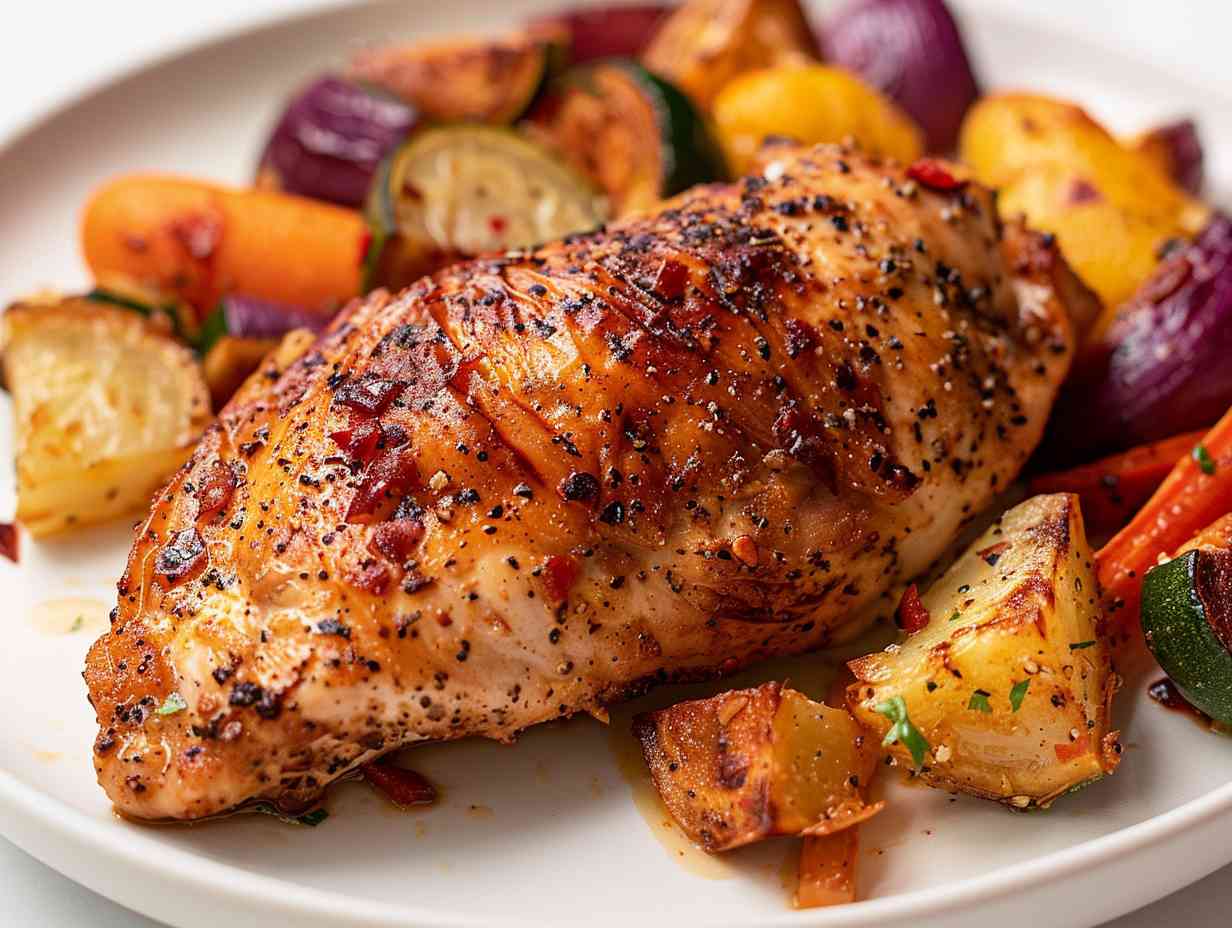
[357,226,374,269]
[1054,736,1090,763]
[541,554,579,602]
[488,216,508,236]
[370,518,425,563]
[348,558,391,595]
[330,418,383,461]
[906,159,968,192]
[977,541,1012,567]
[895,583,931,633]
[168,211,223,261]
[0,522,18,563]
[361,761,437,808]
[1066,178,1102,205]
[196,462,237,519]
[651,258,689,299]
[333,376,402,416]
[347,447,420,522]
[154,528,207,585]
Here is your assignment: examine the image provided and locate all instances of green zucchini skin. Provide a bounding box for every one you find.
[529,59,727,215]
[617,62,729,197]
[362,126,605,292]
[1141,549,1232,724]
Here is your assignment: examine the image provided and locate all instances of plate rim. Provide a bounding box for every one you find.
[1,1,1230,926]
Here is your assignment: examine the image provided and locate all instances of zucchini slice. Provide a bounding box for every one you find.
[349,29,565,125]
[364,126,607,291]
[1142,545,1232,725]
[527,61,726,217]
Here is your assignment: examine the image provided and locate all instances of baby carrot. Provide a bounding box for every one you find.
[1030,429,1207,536]
[1097,407,1232,630]
[81,175,368,317]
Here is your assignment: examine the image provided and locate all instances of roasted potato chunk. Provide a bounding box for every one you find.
[848,494,1120,807]
[713,64,924,175]
[959,93,1209,327]
[641,0,817,111]
[634,682,881,851]
[2,298,211,536]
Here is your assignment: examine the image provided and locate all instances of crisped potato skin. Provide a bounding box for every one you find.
[848,494,1120,806]
[634,682,879,850]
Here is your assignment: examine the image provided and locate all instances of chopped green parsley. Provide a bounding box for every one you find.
[1009,679,1031,712]
[156,692,187,716]
[875,695,930,769]
[1193,444,1217,475]
[1069,640,1096,651]
[967,689,992,713]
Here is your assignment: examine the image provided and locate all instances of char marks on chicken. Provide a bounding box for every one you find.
[84,144,1093,819]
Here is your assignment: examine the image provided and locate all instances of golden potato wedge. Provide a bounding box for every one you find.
[713,65,924,175]
[959,93,1209,324]
[2,298,211,536]
[641,0,817,111]
[634,682,882,851]
[848,494,1121,808]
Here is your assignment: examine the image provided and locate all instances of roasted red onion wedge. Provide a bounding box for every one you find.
[257,76,417,208]
[1046,214,1232,462]
[821,0,978,151]
[1133,119,1205,196]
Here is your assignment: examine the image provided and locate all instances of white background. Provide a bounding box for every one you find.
[0,0,1228,924]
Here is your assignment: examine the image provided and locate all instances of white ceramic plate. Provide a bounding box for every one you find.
[1,2,1230,926]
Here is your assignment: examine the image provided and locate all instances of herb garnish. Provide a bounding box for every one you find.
[968,689,992,713]
[1193,444,1216,475]
[156,692,187,716]
[1069,640,1096,651]
[70,615,84,633]
[948,610,962,622]
[875,696,930,769]
[1009,679,1031,712]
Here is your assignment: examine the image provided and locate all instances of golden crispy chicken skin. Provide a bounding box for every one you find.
[85,145,1089,820]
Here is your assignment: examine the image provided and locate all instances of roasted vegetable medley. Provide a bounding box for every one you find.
[5,0,1232,913]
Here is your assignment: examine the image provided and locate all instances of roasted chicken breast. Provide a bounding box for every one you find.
[85,144,1093,820]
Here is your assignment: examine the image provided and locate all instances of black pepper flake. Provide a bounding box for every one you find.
[559,471,601,503]
[229,681,263,707]
[598,500,625,525]
[513,483,534,499]
[316,618,351,638]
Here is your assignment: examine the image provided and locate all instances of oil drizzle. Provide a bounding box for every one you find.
[29,596,109,636]
[606,707,732,880]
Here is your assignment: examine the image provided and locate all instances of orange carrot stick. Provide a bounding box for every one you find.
[81,175,367,317]
[1030,430,1207,536]
[1097,407,1232,630]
